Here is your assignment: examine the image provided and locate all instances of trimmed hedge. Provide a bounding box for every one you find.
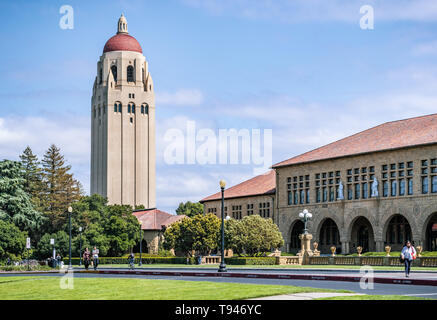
[224,257,276,265]
[64,257,196,265]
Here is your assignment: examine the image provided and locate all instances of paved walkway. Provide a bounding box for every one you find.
[250,292,365,300]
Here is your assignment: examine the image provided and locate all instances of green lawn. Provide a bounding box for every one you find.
[93,264,437,272]
[0,276,350,300]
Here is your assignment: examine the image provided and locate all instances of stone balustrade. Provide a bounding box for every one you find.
[202,256,220,264]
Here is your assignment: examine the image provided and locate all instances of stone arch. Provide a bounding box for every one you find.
[382,214,412,251]
[287,219,304,254]
[348,216,375,253]
[422,211,437,251]
[317,218,341,254]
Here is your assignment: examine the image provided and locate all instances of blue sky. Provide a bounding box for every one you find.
[1,0,437,213]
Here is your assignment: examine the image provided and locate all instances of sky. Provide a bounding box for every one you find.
[1,0,437,214]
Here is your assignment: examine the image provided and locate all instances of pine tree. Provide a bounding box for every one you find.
[0,160,46,238]
[41,144,82,231]
[19,146,44,211]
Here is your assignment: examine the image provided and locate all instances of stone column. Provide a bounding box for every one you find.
[375,240,384,253]
[298,233,314,265]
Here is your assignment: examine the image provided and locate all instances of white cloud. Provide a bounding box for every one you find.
[0,115,90,192]
[155,88,204,106]
[412,41,437,56]
[181,0,437,23]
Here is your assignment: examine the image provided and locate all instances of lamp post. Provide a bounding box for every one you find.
[139,221,143,267]
[218,180,227,272]
[68,206,73,270]
[79,226,83,266]
[299,209,313,234]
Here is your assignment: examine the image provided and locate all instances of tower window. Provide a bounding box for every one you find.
[127,66,134,82]
[128,104,131,113]
[132,105,135,114]
[118,103,122,113]
[143,103,149,114]
[99,68,102,84]
[114,103,117,113]
[111,65,117,82]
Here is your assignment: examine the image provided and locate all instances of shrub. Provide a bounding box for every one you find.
[224,257,276,265]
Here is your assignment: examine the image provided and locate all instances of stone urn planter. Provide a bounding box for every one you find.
[357,246,363,257]
[385,245,391,257]
[313,242,320,256]
[330,246,336,257]
[416,245,423,258]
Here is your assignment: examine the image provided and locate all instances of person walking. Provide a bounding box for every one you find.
[83,247,91,270]
[92,246,99,270]
[401,240,416,277]
[128,253,135,270]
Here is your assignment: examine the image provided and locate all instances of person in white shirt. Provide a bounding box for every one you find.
[92,246,99,270]
[400,240,416,277]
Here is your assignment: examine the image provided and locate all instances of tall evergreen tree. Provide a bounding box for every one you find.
[0,160,46,239]
[41,144,82,231]
[19,146,44,211]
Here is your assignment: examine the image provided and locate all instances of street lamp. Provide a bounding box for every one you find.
[299,209,313,234]
[67,206,73,270]
[79,226,83,266]
[218,180,227,272]
[139,221,143,267]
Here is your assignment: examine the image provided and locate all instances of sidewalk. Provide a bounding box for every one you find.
[249,292,365,300]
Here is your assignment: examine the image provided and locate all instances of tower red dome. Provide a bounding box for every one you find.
[103,14,142,54]
[103,33,142,54]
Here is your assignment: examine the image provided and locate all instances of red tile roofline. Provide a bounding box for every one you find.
[272,113,437,169]
[272,141,437,169]
[200,188,276,203]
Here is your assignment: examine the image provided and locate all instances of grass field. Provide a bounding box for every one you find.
[0,276,350,300]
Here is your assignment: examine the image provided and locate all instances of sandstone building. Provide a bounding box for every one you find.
[90,14,156,208]
[200,170,276,222]
[201,114,437,254]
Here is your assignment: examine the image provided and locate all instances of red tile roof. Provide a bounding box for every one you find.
[133,209,186,230]
[200,170,276,202]
[272,113,437,168]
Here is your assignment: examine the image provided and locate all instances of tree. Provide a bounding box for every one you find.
[175,201,204,218]
[0,220,27,261]
[19,146,44,211]
[64,194,140,257]
[34,231,69,260]
[226,215,284,256]
[41,144,82,231]
[0,160,46,238]
[163,214,220,256]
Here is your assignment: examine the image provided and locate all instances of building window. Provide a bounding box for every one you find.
[316,188,320,203]
[362,183,368,199]
[422,176,428,194]
[391,180,397,197]
[347,185,352,200]
[128,104,131,113]
[111,65,117,82]
[354,184,360,199]
[432,176,437,193]
[383,180,389,197]
[247,204,253,215]
[408,178,413,195]
[132,104,135,114]
[292,175,310,205]
[232,205,242,219]
[322,187,327,202]
[399,179,405,196]
[114,103,117,113]
[127,66,134,82]
[99,68,102,84]
[306,189,310,204]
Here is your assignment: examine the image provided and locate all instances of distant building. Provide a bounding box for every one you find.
[133,209,186,254]
[200,170,276,221]
[91,14,156,208]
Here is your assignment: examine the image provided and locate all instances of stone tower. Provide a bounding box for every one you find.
[91,14,156,208]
